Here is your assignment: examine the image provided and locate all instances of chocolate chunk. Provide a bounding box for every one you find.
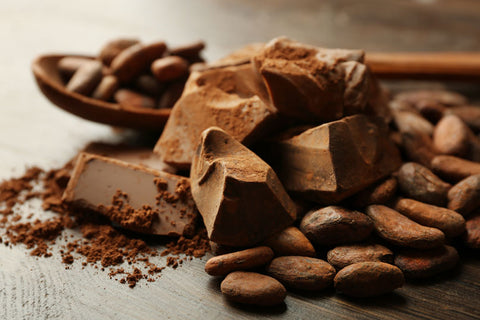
[63,153,197,236]
[190,127,296,247]
[271,114,401,203]
[252,37,375,122]
[83,142,176,174]
[155,62,278,169]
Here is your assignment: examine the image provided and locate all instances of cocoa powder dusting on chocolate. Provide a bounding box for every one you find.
[0,163,210,288]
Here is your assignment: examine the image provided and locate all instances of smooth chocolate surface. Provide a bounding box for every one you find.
[63,153,197,236]
[190,127,296,247]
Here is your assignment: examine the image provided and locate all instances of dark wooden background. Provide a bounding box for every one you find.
[1,0,480,319]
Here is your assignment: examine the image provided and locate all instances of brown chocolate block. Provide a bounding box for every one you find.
[190,127,296,247]
[271,114,401,204]
[155,61,278,170]
[63,153,197,236]
[252,37,381,122]
[83,142,176,174]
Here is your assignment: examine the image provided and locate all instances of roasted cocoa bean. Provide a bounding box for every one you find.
[366,205,445,249]
[395,90,468,107]
[58,56,91,79]
[111,41,167,83]
[393,110,434,136]
[327,244,393,270]
[447,174,480,216]
[334,262,404,297]
[91,75,119,101]
[300,206,373,246]
[350,177,398,207]
[263,227,315,257]
[464,212,480,248]
[151,56,189,82]
[394,245,459,278]
[401,131,438,168]
[205,246,274,276]
[266,256,335,291]
[398,162,451,206]
[447,105,480,133]
[433,115,470,157]
[221,271,286,306]
[66,60,103,95]
[98,38,140,66]
[431,155,480,182]
[394,198,465,237]
[114,89,156,109]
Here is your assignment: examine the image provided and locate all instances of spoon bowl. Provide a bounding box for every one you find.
[32,54,171,130]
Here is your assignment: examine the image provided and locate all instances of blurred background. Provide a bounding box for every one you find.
[1,0,480,175]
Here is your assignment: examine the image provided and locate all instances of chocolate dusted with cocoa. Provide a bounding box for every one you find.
[190,127,296,247]
[252,37,386,122]
[270,114,401,204]
[63,153,197,236]
[155,60,278,170]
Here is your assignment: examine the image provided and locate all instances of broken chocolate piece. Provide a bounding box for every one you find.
[271,114,401,204]
[190,127,296,247]
[252,37,373,122]
[154,61,277,170]
[63,153,197,236]
[83,142,176,174]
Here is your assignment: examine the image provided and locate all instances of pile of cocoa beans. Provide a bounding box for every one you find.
[204,89,480,305]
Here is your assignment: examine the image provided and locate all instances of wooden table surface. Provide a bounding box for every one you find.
[1,1,480,319]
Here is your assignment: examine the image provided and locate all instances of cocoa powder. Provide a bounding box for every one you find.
[0,164,210,288]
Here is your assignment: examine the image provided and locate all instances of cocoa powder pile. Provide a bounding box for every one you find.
[0,164,210,288]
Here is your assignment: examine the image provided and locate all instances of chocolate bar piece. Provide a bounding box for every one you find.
[83,142,176,174]
[271,114,401,204]
[63,153,197,236]
[154,61,278,170]
[190,127,296,247]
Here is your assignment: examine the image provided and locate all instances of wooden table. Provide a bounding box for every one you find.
[1,1,480,318]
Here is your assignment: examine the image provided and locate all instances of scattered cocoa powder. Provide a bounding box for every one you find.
[0,162,210,289]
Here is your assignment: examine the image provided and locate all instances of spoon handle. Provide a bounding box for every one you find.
[365,52,480,81]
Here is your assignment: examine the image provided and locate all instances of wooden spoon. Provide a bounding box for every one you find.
[32,54,171,130]
[366,52,480,81]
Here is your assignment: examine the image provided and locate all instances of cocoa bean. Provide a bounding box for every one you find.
[394,198,465,237]
[151,56,189,82]
[91,75,119,101]
[464,212,480,248]
[98,38,140,66]
[447,174,480,216]
[366,205,445,249]
[266,256,336,291]
[349,177,398,207]
[334,262,404,297]
[398,162,451,206]
[415,99,446,123]
[204,246,274,276]
[327,244,393,270]
[433,115,470,157]
[394,245,459,278]
[114,89,156,109]
[393,110,434,136]
[300,206,373,246]
[66,60,103,96]
[57,56,91,79]
[394,90,468,107]
[263,227,315,257]
[221,271,286,306]
[400,131,438,168]
[431,155,480,182]
[447,105,480,133]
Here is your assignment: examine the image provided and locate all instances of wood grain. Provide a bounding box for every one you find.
[1,0,480,319]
